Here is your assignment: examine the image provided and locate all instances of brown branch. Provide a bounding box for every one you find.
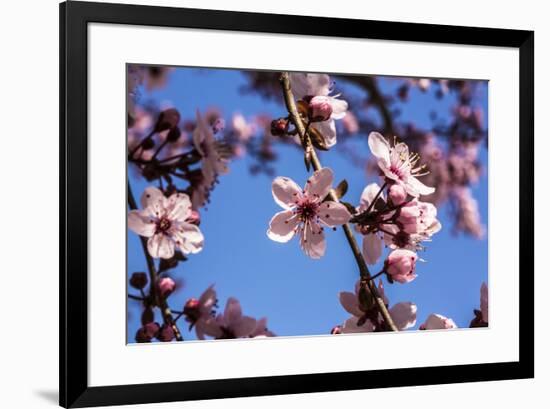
[280,72,398,332]
[341,75,395,136]
[128,182,184,341]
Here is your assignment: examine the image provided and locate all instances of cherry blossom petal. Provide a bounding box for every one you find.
[192,111,207,156]
[404,176,435,197]
[304,168,333,202]
[338,291,362,317]
[271,176,303,209]
[289,72,331,98]
[318,202,351,226]
[128,210,156,237]
[389,302,417,330]
[267,210,299,243]
[251,317,269,337]
[342,316,375,334]
[141,186,166,216]
[232,316,257,338]
[300,222,326,259]
[421,313,457,330]
[368,132,391,162]
[199,285,217,313]
[359,183,385,210]
[173,222,204,254]
[199,318,223,338]
[480,282,489,323]
[362,233,382,265]
[147,234,175,259]
[330,98,348,120]
[166,192,192,222]
[224,298,243,327]
[312,120,337,148]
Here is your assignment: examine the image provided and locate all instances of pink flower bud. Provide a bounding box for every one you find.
[388,184,407,205]
[183,298,201,323]
[270,118,289,136]
[154,108,181,132]
[135,322,160,343]
[157,277,176,298]
[129,272,148,289]
[157,324,175,342]
[308,96,333,122]
[385,249,418,284]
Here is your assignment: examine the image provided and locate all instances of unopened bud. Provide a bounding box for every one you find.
[157,277,176,298]
[130,272,148,290]
[308,96,333,122]
[154,108,181,132]
[270,118,289,136]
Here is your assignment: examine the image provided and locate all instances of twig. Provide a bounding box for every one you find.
[128,182,184,341]
[280,72,398,332]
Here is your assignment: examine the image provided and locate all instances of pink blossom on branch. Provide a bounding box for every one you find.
[267,168,351,259]
[338,280,417,332]
[183,285,218,340]
[191,110,230,209]
[289,72,348,148]
[128,186,205,259]
[202,298,257,339]
[419,313,458,330]
[368,131,435,197]
[384,249,419,284]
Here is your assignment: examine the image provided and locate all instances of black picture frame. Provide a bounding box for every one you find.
[60,1,534,407]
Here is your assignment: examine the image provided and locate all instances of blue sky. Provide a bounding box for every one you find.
[127,67,488,341]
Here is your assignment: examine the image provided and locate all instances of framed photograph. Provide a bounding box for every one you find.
[60,1,534,407]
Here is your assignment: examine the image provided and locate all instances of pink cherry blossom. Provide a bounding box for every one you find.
[289,72,348,148]
[192,110,229,208]
[183,285,218,340]
[250,317,276,338]
[382,200,441,251]
[232,113,256,142]
[368,131,435,197]
[202,298,257,339]
[419,313,457,330]
[384,249,418,284]
[339,280,417,332]
[480,282,488,323]
[342,111,359,134]
[267,168,351,259]
[128,186,204,259]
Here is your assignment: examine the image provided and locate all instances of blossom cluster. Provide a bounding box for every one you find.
[127,66,489,342]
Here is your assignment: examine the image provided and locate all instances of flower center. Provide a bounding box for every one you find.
[296,199,319,221]
[389,164,403,178]
[156,216,172,233]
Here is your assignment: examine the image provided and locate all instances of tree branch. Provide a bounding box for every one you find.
[280,72,398,332]
[341,75,395,136]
